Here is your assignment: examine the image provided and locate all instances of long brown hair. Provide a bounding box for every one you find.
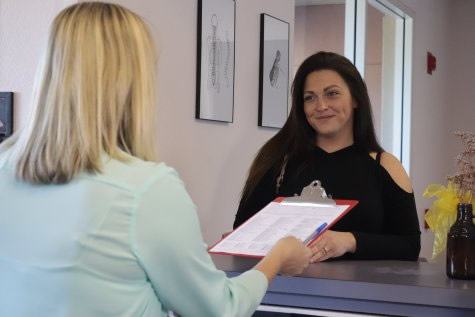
[241,51,383,201]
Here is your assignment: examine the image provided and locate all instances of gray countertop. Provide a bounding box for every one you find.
[211,254,475,316]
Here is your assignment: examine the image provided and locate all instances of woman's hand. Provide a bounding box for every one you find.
[309,230,356,263]
[273,236,312,276]
[254,236,312,283]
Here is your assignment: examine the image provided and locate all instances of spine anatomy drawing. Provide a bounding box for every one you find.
[207,14,231,94]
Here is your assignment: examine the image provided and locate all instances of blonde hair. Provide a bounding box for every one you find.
[1,2,157,184]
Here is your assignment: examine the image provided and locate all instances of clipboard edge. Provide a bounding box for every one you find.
[208,198,359,255]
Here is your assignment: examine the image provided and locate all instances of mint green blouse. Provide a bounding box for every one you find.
[0,151,267,317]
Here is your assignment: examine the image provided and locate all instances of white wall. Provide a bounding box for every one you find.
[2,0,474,260]
[446,0,475,163]
[0,0,75,129]
[398,0,453,260]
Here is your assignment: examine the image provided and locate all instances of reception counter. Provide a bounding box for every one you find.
[211,254,475,317]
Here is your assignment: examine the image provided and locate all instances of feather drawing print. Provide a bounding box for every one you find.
[269,50,285,88]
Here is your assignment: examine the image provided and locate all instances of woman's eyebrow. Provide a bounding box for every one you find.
[304,85,342,94]
[323,84,342,91]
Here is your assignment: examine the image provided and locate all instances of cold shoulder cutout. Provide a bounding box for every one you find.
[369,152,412,193]
[379,152,413,193]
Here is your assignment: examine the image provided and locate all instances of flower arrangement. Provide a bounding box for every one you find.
[424,131,475,258]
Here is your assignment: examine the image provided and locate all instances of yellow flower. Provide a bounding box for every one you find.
[423,182,460,258]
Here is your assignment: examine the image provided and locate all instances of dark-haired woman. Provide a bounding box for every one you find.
[234,51,421,262]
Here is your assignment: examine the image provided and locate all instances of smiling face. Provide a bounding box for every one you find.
[303,70,356,147]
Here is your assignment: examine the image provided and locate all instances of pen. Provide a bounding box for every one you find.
[303,222,328,245]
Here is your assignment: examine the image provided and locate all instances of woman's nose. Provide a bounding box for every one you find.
[315,98,329,111]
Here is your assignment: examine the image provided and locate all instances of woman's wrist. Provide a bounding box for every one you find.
[253,249,282,283]
[346,232,357,253]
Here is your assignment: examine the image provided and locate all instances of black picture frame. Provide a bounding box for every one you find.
[0,92,14,143]
[258,14,290,128]
[196,0,236,123]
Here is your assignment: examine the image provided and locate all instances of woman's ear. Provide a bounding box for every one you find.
[352,99,357,108]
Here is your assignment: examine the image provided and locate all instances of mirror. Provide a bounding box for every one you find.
[294,0,347,77]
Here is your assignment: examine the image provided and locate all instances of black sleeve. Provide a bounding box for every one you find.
[350,169,421,261]
[233,169,277,229]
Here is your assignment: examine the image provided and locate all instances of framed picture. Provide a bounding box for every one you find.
[258,14,290,128]
[0,92,13,143]
[196,0,235,123]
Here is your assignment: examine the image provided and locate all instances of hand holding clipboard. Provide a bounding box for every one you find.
[209,180,358,258]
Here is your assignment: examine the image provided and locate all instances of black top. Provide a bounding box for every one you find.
[234,145,421,261]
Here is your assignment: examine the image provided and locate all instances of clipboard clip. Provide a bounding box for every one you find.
[282,180,336,206]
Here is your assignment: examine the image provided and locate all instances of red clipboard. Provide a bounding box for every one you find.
[208,197,358,258]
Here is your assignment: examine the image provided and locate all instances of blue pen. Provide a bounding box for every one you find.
[304,222,328,245]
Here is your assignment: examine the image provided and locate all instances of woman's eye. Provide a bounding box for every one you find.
[327,90,339,97]
[303,95,315,102]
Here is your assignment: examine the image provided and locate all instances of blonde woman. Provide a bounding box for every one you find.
[0,3,311,317]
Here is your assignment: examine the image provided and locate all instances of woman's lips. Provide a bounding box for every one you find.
[316,115,334,120]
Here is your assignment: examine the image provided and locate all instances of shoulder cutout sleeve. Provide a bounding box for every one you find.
[379,152,413,193]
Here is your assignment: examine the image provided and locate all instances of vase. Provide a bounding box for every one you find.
[446,203,475,279]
